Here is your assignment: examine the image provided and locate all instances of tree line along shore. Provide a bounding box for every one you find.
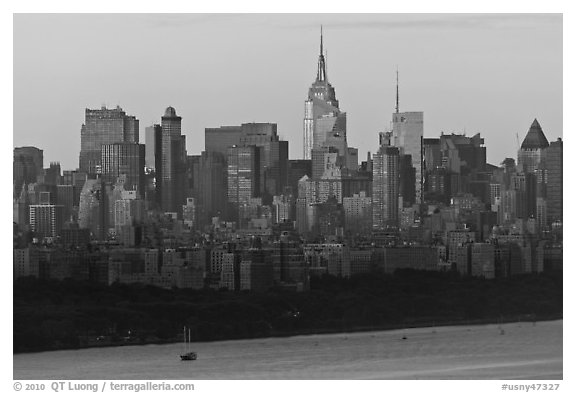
[13,269,562,353]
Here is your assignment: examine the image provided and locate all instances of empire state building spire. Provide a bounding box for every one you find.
[316,26,327,82]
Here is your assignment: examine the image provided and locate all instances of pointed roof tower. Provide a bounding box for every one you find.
[521,118,549,149]
[316,26,327,82]
[395,68,400,114]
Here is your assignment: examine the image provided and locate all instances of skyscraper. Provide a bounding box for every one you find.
[78,178,109,240]
[518,119,549,174]
[160,107,187,215]
[29,204,65,238]
[200,151,228,222]
[145,124,162,171]
[13,146,43,197]
[303,28,347,161]
[100,143,146,198]
[372,146,399,229]
[205,126,242,157]
[79,106,139,174]
[392,111,423,205]
[391,72,423,205]
[546,138,562,223]
[239,123,288,201]
[227,145,260,209]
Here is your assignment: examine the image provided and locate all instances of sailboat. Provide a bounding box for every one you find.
[180,326,197,361]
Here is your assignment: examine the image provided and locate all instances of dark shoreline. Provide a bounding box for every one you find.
[14,314,562,355]
[14,270,563,354]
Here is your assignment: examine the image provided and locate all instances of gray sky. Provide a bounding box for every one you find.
[13,13,562,169]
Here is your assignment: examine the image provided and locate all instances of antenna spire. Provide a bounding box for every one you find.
[320,25,323,56]
[395,67,400,114]
[316,25,327,82]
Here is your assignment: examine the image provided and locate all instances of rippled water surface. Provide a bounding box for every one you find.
[14,320,562,379]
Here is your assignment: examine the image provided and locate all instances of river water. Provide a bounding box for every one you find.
[13,320,562,380]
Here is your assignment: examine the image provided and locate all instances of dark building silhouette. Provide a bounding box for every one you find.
[288,159,312,196]
[205,126,242,157]
[546,138,562,223]
[160,107,186,215]
[101,143,145,198]
[372,146,400,229]
[79,106,139,175]
[14,146,43,197]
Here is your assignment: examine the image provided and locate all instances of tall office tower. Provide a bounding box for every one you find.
[311,146,340,180]
[200,151,228,222]
[303,28,347,161]
[499,189,519,224]
[423,138,442,173]
[78,178,109,240]
[205,126,242,157]
[56,184,75,222]
[239,123,288,200]
[392,111,423,204]
[372,146,400,229]
[145,124,162,171]
[439,132,487,194]
[227,145,260,214]
[390,72,423,204]
[29,204,65,239]
[79,106,139,174]
[101,143,146,197]
[43,162,61,186]
[13,146,43,197]
[287,159,312,196]
[546,138,562,223]
[186,155,202,200]
[145,124,162,208]
[343,191,372,236]
[398,154,416,206]
[160,107,187,215]
[61,170,89,212]
[518,119,549,174]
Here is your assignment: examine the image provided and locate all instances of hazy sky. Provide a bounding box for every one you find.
[13,13,562,170]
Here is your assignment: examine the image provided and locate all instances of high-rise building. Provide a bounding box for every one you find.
[29,204,65,238]
[518,119,549,174]
[145,124,162,208]
[343,191,372,236]
[311,146,342,180]
[14,146,43,197]
[303,28,347,161]
[227,145,260,214]
[42,162,61,186]
[160,107,187,215]
[546,138,562,223]
[199,151,228,222]
[56,184,75,222]
[423,138,442,174]
[145,124,162,171]
[205,126,242,157]
[78,178,109,240]
[79,106,139,174]
[392,109,423,204]
[372,146,400,229]
[101,143,145,198]
[287,159,312,196]
[239,123,288,200]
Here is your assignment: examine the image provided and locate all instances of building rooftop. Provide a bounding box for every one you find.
[521,118,549,149]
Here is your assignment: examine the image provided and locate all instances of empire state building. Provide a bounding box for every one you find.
[303,28,347,160]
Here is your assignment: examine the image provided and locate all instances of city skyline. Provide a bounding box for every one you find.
[14,13,562,170]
